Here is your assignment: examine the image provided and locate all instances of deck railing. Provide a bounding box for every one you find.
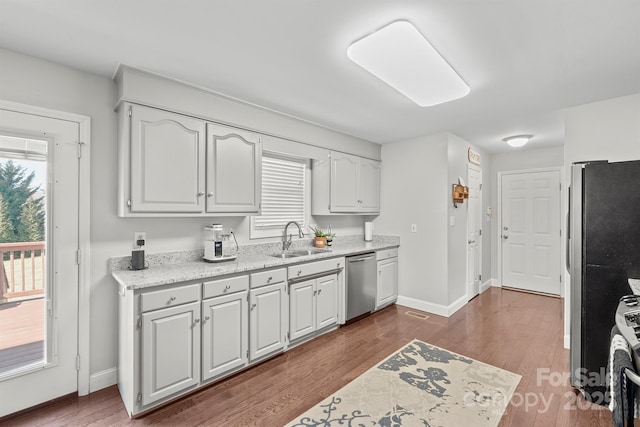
[1,242,46,301]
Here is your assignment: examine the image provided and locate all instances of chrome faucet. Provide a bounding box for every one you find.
[282,221,304,252]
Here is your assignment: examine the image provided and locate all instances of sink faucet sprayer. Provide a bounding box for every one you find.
[282,221,304,252]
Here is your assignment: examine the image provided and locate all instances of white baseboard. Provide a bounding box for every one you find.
[480,279,493,293]
[89,367,118,393]
[490,278,501,288]
[564,334,570,350]
[397,294,467,318]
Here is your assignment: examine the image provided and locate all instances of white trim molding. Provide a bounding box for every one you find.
[397,294,468,318]
[89,368,118,393]
[564,334,570,350]
[480,279,495,293]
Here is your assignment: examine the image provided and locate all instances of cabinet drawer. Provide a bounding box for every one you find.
[140,284,200,313]
[250,268,286,288]
[203,275,249,299]
[288,257,345,280]
[376,248,398,261]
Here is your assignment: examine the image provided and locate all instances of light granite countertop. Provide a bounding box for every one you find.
[112,235,399,291]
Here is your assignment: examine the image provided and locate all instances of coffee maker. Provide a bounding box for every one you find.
[204,224,224,260]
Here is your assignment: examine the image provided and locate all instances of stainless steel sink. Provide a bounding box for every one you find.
[290,248,330,256]
[270,253,300,258]
[269,248,331,259]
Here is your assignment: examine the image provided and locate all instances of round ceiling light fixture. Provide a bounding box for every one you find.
[503,134,533,148]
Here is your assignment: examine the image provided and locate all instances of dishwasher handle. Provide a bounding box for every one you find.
[349,256,375,262]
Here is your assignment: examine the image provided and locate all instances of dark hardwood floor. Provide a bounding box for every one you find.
[3,288,613,426]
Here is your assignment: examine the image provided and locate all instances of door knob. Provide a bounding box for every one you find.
[468,240,476,244]
[503,226,509,231]
[502,235,509,240]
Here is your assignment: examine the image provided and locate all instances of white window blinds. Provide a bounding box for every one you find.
[253,154,306,230]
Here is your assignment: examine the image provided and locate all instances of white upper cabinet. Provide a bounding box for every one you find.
[330,153,359,212]
[358,158,381,213]
[206,124,261,214]
[312,151,381,215]
[118,103,262,217]
[129,104,206,213]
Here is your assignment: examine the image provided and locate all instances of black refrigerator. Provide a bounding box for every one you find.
[569,160,640,400]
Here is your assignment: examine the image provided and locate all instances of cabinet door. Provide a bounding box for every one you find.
[359,159,381,213]
[316,274,338,330]
[201,291,248,381]
[206,123,261,213]
[141,301,200,406]
[289,279,316,341]
[130,105,205,213]
[249,283,287,360]
[376,258,398,309]
[330,152,359,212]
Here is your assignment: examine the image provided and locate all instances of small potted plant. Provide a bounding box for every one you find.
[309,226,328,248]
[325,224,335,247]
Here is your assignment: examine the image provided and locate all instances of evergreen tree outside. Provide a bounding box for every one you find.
[0,193,14,243]
[0,160,46,243]
[17,198,44,242]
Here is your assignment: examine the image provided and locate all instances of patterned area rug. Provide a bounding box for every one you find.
[285,339,521,427]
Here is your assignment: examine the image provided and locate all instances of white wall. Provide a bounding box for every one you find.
[375,133,449,306]
[489,146,564,280]
[0,48,381,390]
[375,132,489,314]
[563,93,640,345]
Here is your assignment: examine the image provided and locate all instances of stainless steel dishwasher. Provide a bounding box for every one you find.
[346,252,377,321]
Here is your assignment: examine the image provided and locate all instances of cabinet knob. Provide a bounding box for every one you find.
[207,192,214,197]
[318,289,322,295]
[313,290,317,296]
[251,303,257,310]
[267,276,272,282]
[297,270,302,276]
[197,192,205,196]
[205,316,210,321]
[169,296,176,302]
[194,318,200,323]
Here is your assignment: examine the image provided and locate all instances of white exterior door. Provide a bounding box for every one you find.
[467,164,482,300]
[501,170,561,295]
[0,107,84,416]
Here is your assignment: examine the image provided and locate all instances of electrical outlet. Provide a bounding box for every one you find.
[134,231,146,248]
[411,224,417,233]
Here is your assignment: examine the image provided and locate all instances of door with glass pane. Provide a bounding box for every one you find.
[0,107,80,416]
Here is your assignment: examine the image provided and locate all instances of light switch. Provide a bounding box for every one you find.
[411,224,417,233]
[449,216,456,226]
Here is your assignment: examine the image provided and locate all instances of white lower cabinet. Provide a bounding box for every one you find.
[289,274,338,341]
[141,300,200,406]
[201,291,248,381]
[376,249,399,309]
[249,282,287,361]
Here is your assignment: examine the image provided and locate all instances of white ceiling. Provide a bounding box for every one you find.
[1,0,639,153]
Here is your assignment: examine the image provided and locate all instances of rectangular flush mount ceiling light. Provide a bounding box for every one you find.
[347,20,469,107]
